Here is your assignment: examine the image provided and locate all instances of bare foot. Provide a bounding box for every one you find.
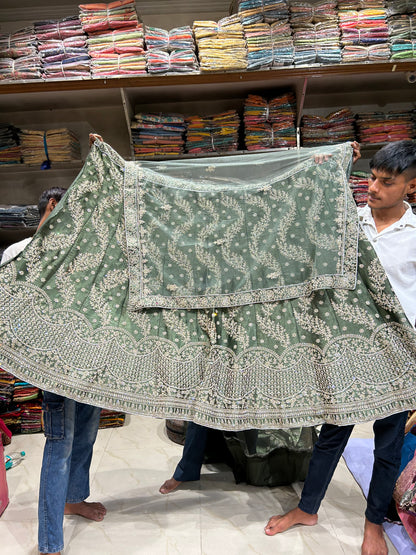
[264,507,318,536]
[159,477,182,494]
[64,501,107,521]
[361,518,388,555]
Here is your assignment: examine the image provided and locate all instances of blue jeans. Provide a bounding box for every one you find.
[38,392,101,553]
[298,412,407,524]
[173,422,208,481]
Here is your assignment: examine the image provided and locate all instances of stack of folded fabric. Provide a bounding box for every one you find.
[243,92,297,149]
[99,409,126,428]
[185,110,241,154]
[338,0,386,8]
[355,110,416,143]
[0,26,42,80]
[236,0,290,25]
[271,20,295,66]
[18,401,43,433]
[289,1,341,65]
[386,1,416,15]
[193,15,248,72]
[80,0,145,77]
[301,108,356,145]
[349,171,369,207]
[388,7,416,61]
[244,22,274,69]
[13,382,40,403]
[19,128,81,166]
[0,369,15,410]
[0,407,22,434]
[131,113,186,158]
[35,16,91,79]
[0,205,39,228]
[144,25,198,74]
[339,7,390,63]
[0,124,22,164]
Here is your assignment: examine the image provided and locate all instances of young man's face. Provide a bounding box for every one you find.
[367,168,416,211]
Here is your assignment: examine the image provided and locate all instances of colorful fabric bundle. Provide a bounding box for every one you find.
[355,110,416,143]
[0,369,15,406]
[0,124,21,165]
[338,1,386,8]
[289,1,338,25]
[0,55,43,80]
[87,26,144,53]
[236,0,290,25]
[0,205,39,228]
[244,22,274,69]
[34,16,85,41]
[0,26,38,58]
[18,400,42,433]
[79,0,140,34]
[98,409,125,428]
[13,382,40,403]
[193,16,247,72]
[271,20,294,65]
[339,9,389,44]
[349,171,369,207]
[386,1,416,16]
[243,92,297,149]
[292,21,341,64]
[389,14,416,60]
[131,113,186,158]
[342,43,391,61]
[90,51,146,76]
[301,108,356,145]
[185,110,241,153]
[19,128,81,165]
[146,49,198,74]
[144,25,195,51]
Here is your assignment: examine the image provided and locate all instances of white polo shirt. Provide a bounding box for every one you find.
[358,202,416,329]
[1,237,32,265]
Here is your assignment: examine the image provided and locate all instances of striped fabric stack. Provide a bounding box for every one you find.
[35,16,90,79]
[185,110,241,154]
[131,113,186,158]
[0,26,42,80]
[80,0,146,77]
[355,110,416,143]
[19,128,81,166]
[145,25,198,74]
[349,171,369,206]
[193,15,247,72]
[289,1,341,65]
[243,92,297,149]
[0,124,22,164]
[301,108,356,145]
[387,1,416,61]
[339,3,390,63]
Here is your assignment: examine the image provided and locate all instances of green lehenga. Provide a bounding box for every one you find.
[0,141,415,430]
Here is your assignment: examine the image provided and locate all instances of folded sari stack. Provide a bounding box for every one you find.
[355,110,415,143]
[0,205,39,228]
[243,92,297,149]
[98,409,126,428]
[244,22,274,69]
[131,113,186,158]
[301,108,356,145]
[0,124,22,165]
[389,14,416,60]
[13,382,40,403]
[349,171,369,207]
[19,128,81,165]
[339,8,390,62]
[145,25,195,51]
[193,16,248,71]
[271,20,295,65]
[18,401,43,433]
[0,368,15,407]
[236,0,289,25]
[35,17,90,79]
[338,0,385,7]
[185,110,241,153]
[386,1,416,16]
[79,0,140,34]
[289,2,341,65]
[0,26,42,80]
[146,50,198,73]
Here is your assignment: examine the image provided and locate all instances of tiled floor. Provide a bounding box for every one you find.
[1,416,398,554]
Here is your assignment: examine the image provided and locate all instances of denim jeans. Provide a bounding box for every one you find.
[298,411,407,524]
[173,422,208,481]
[38,392,101,553]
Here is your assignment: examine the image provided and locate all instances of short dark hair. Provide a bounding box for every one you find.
[38,187,67,218]
[370,140,416,180]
